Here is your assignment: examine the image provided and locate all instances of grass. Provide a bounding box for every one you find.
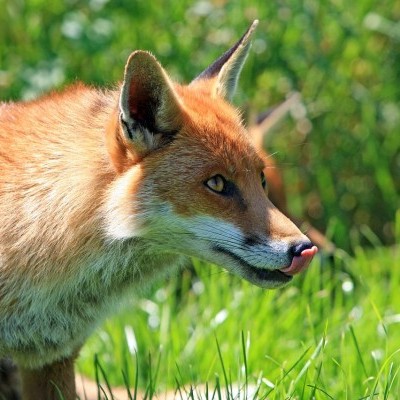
[77,218,400,399]
[1,1,398,397]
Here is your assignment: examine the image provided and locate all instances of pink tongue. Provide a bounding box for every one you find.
[280,246,318,276]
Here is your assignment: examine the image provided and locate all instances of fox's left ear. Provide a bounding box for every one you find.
[191,20,258,100]
[109,51,183,171]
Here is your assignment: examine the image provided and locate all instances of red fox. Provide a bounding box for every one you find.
[0,20,317,400]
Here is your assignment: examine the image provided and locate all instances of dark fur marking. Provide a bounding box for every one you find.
[243,236,262,247]
[223,181,248,211]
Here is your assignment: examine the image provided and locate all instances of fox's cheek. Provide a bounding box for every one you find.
[102,167,147,240]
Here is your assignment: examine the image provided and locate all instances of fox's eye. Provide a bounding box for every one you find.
[205,175,226,193]
[261,171,267,190]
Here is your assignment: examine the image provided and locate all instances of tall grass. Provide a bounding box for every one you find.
[78,221,400,399]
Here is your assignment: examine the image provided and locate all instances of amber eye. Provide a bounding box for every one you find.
[205,174,226,193]
[261,171,267,190]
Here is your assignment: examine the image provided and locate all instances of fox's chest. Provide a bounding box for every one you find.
[0,248,185,368]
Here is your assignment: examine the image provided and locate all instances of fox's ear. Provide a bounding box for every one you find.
[191,20,258,100]
[119,51,183,155]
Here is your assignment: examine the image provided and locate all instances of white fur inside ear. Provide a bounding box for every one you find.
[119,103,131,130]
[119,112,157,152]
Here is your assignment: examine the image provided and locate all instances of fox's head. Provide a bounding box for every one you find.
[104,20,317,289]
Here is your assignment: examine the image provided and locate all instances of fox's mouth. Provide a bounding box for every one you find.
[213,245,317,288]
[245,263,292,285]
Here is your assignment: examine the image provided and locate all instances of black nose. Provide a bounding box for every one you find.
[290,242,314,257]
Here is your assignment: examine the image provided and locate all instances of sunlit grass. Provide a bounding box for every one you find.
[1,1,398,397]
[78,223,400,399]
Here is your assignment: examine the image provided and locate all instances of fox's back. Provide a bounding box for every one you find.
[0,84,116,172]
[0,86,117,272]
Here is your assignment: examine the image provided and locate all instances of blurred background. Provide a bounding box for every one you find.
[0,0,398,251]
[1,1,399,396]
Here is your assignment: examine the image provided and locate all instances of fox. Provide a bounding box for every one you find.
[0,20,317,400]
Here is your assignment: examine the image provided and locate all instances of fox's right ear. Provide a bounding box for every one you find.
[191,20,258,100]
[107,51,183,172]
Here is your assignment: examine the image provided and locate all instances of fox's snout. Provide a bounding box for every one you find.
[217,237,318,289]
[282,242,319,276]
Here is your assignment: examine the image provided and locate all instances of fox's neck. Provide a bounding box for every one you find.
[59,237,184,299]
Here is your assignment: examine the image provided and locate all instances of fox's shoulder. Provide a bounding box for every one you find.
[0,82,116,109]
[0,83,118,137]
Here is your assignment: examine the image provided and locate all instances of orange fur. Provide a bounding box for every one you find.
[0,21,318,399]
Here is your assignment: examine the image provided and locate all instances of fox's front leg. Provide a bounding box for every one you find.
[19,354,77,400]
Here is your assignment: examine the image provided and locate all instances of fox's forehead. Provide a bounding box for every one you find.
[175,85,264,174]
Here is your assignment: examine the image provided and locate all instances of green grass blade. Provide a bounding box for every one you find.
[349,325,369,379]
[241,331,248,396]
[94,355,114,400]
[265,346,312,397]
[215,336,232,399]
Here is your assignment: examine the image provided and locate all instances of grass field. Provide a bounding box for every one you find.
[77,214,400,399]
[1,1,399,398]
